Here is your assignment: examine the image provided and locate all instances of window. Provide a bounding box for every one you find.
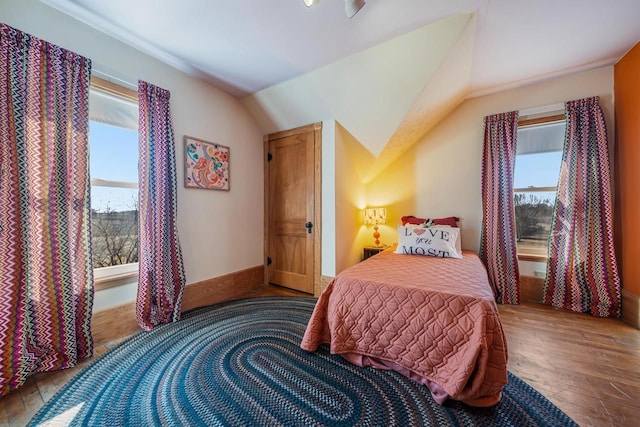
[89,77,139,287]
[513,117,565,258]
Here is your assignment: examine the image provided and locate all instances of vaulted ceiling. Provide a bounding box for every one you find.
[243,13,476,180]
[42,0,640,179]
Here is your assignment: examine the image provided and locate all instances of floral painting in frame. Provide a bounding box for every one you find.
[184,136,230,191]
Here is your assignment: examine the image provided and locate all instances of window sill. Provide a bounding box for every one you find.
[95,271,138,291]
[517,253,548,262]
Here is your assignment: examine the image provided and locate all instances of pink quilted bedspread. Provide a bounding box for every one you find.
[300,249,508,407]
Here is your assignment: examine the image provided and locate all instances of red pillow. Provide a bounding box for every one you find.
[432,216,459,227]
[401,215,426,226]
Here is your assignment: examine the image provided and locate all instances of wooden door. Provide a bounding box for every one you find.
[265,123,320,294]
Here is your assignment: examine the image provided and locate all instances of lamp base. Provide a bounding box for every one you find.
[373,225,381,247]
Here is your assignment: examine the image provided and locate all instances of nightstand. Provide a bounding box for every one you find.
[363,246,385,261]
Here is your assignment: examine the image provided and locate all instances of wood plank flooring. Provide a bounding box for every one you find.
[499,302,640,427]
[1,284,638,426]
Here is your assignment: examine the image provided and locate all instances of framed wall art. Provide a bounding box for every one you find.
[184,136,230,191]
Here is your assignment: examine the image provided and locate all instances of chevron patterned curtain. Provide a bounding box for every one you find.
[544,97,621,317]
[136,81,186,331]
[0,24,94,397]
[479,111,521,304]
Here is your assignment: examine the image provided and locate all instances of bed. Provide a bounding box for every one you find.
[300,248,508,407]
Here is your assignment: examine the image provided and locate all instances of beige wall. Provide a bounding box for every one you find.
[365,66,614,257]
[2,0,264,310]
[325,66,614,276]
[321,121,337,277]
[320,120,372,276]
[366,146,418,246]
[2,0,618,302]
[334,123,370,272]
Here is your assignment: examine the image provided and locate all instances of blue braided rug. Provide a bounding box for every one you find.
[29,297,577,426]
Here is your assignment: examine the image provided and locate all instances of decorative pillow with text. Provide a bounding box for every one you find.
[430,225,462,255]
[394,225,462,259]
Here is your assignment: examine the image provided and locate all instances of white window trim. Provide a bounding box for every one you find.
[94,262,138,290]
[89,75,139,289]
[514,186,557,193]
[91,178,137,189]
[94,262,138,281]
[514,114,565,262]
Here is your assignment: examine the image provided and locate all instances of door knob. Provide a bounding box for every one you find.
[305,221,313,234]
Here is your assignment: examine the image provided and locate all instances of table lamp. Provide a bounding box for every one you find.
[364,207,387,247]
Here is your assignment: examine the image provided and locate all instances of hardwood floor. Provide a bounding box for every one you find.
[1,285,638,426]
[499,302,640,427]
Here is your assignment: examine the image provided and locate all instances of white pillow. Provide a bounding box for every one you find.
[430,225,462,255]
[395,225,462,259]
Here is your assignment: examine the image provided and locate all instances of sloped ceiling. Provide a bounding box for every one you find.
[39,0,640,98]
[242,14,476,181]
[362,15,476,182]
[39,0,640,181]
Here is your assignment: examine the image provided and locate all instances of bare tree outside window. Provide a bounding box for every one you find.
[91,197,139,268]
[514,193,554,250]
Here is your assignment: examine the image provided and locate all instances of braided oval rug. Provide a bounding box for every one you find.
[29,297,577,426]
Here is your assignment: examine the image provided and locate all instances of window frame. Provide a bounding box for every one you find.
[89,76,139,290]
[514,114,565,261]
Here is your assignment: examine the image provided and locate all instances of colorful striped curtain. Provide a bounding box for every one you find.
[136,81,186,331]
[479,112,521,304]
[544,97,621,317]
[0,24,94,397]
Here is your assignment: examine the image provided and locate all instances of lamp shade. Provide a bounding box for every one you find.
[364,208,386,225]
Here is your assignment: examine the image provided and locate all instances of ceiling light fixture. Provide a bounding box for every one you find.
[303,0,365,18]
[345,0,366,18]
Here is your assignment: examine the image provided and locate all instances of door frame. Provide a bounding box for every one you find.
[264,122,322,296]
